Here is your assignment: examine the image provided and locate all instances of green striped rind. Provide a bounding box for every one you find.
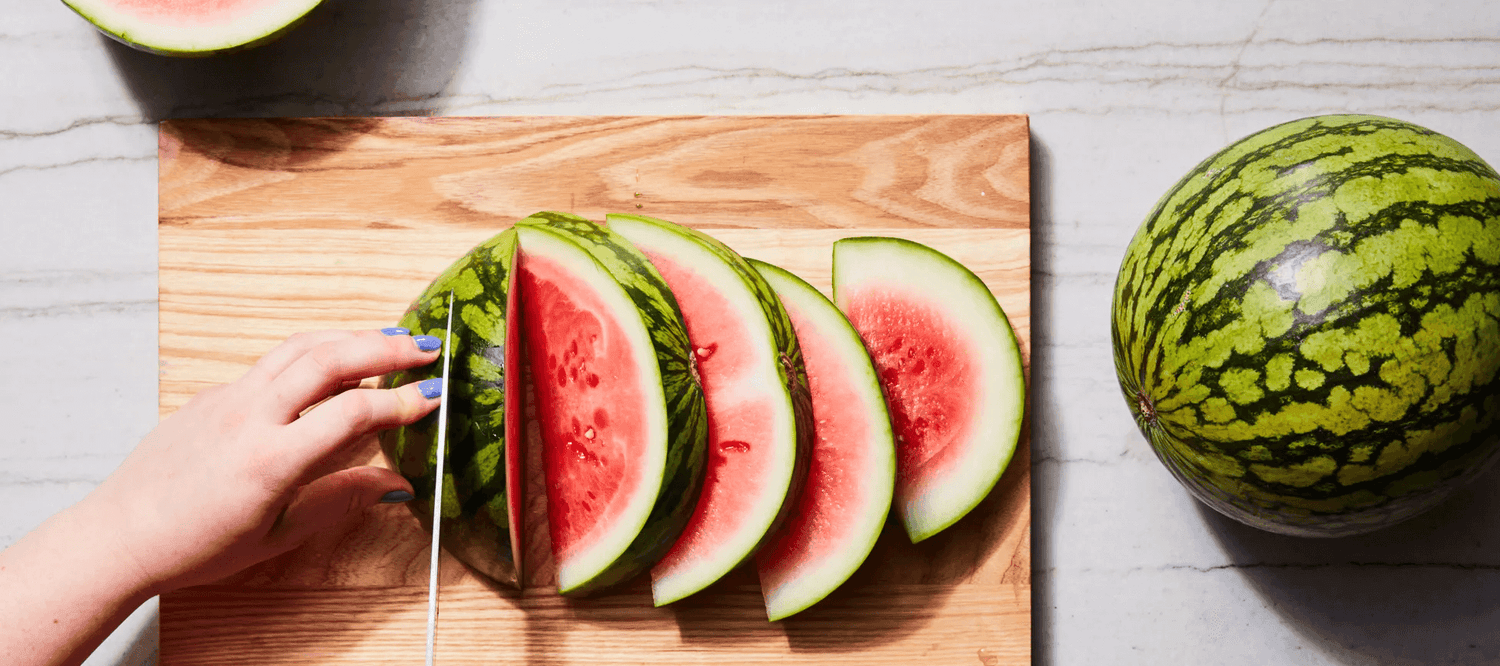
[379,228,521,586]
[1112,114,1500,536]
[517,212,710,594]
[604,213,813,605]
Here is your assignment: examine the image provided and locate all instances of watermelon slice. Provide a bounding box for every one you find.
[749,259,895,621]
[605,214,811,607]
[63,0,322,56]
[833,237,1025,543]
[517,213,708,595]
[378,228,526,587]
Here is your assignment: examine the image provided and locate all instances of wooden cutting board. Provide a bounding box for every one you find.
[157,116,1031,665]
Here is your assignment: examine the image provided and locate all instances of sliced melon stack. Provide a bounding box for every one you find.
[379,214,1025,615]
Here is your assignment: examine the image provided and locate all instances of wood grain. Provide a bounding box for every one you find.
[158,116,1031,665]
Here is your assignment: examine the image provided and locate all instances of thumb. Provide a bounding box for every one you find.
[270,466,413,548]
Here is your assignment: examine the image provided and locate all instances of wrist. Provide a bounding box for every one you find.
[59,490,162,602]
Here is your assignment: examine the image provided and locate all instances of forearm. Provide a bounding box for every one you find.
[0,500,156,666]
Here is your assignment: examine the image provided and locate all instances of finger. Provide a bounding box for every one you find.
[278,380,443,477]
[263,331,441,422]
[244,330,362,386]
[266,465,414,550]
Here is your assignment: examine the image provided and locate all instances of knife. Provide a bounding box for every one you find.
[426,291,455,666]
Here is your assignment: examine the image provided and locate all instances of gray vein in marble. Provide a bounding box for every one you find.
[0,154,154,181]
[0,115,142,140]
[0,300,155,320]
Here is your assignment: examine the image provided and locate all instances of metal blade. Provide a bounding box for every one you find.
[426,291,455,666]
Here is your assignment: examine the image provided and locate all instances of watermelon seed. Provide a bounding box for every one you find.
[584,427,596,440]
[694,344,717,359]
[565,440,600,465]
[719,440,751,454]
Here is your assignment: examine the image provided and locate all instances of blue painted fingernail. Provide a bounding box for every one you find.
[417,378,444,399]
[413,335,442,352]
[380,490,414,503]
[381,327,410,336]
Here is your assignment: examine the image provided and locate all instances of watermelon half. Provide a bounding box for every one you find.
[834,237,1025,543]
[517,213,708,595]
[749,259,895,621]
[62,0,322,56]
[379,228,526,587]
[605,214,811,607]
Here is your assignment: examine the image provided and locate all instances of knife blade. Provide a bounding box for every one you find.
[426,291,455,666]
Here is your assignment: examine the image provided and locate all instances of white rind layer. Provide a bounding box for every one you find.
[606,215,800,606]
[751,260,895,621]
[833,237,1024,543]
[63,0,321,54]
[517,225,669,595]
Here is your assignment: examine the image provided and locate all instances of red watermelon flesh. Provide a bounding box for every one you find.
[841,292,978,492]
[104,0,286,27]
[750,259,894,621]
[519,253,650,568]
[503,262,525,583]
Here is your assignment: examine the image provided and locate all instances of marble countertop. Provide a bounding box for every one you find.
[5,1,1499,664]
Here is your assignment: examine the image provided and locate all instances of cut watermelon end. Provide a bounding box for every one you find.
[749,259,896,622]
[833,237,1025,544]
[517,224,670,595]
[606,215,808,607]
[64,0,322,55]
[502,239,526,586]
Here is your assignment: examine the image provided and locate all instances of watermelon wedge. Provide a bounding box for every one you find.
[749,259,895,621]
[606,214,811,607]
[517,213,708,595]
[62,0,322,56]
[378,228,526,587]
[833,237,1025,543]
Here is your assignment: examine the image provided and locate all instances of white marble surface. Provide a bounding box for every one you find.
[4,1,1499,664]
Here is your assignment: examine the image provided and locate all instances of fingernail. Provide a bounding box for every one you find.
[381,327,411,336]
[413,335,442,352]
[417,378,444,399]
[380,490,414,503]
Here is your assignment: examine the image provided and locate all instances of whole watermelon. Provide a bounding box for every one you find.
[1112,114,1500,537]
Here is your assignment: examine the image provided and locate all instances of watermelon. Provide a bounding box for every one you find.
[62,0,321,56]
[516,212,708,595]
[833,237,1026,543]
[1112,114,1500,537]
[604,214,812,607]
[749,259,895,622]
[379,228,525,587]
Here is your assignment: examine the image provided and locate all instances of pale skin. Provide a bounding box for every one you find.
[0,329,444,666]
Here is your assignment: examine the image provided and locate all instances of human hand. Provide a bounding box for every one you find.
[80,328,446,596]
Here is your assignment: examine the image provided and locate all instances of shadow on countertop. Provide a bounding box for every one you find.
[1201,464,1500,666]
[102,0,478,120]
[1025,132,1057,666]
